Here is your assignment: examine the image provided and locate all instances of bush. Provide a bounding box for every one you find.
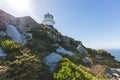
[54,58,98,80]
[1,40,20,53]
[47,45,58,53]
[6,49,42,80]
[91,65,107,79]
[70,38,81,48]
[0,66,8,80]
[70,52,82,64]
[27,39,47,53]
[29,28,55,44]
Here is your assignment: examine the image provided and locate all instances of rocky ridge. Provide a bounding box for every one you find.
[0,10,39,30]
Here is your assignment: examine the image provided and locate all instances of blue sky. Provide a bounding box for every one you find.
[0,0,120,49]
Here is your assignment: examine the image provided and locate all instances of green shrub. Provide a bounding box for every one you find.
[27,39,47,53]
[6,49,41,80]
[47,46,58,53]
[0,66,8,80]
[54,58,98,80]
[1,40,20,53]
[70,52,82,64]
[70,38,81,48]
[29,28,55,44]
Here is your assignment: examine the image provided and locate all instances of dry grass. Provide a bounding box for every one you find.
[0,66,8,80]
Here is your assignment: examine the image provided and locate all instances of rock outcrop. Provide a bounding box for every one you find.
[6,25,26,43]
[0,10,39,30]
[77,44,88,55]
[56,47,73,56]
[0,10,17,29]
[0,31,6,36]
[0,48,6,57]
[82,57,93,67]
[61,36,71,46]
[16,16,39,28]
[44,52,62,72]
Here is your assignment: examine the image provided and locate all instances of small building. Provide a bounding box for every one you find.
[42,13,55,27]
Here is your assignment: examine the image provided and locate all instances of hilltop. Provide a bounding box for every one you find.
[0,10,120,80]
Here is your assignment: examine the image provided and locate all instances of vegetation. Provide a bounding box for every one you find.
[87,48,120,68]
[0,66,8,80]
[91,65,107,79]
[1,40,21,53]
[29,27,56,44]
[87,48,115,58]
[70,38,81,48]
[54,58,98,80]
[6,49,42,80]
[0,25,119,80]
[27,39,47,53]
[68,51,83,64]
[0,36,9,43]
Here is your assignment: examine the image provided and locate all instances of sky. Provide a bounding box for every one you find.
[0,0,120,49]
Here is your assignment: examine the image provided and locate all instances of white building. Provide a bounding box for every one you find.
[42,13,55,26]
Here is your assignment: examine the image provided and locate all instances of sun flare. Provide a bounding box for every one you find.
[5,0,31,12]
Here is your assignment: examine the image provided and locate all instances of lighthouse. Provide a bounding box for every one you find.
[42,13,55,27]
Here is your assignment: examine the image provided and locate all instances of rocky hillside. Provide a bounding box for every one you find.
[0,10,39,30]
[0,10,16,29]
[0,10,120,80]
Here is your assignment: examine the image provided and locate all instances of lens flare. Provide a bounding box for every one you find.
[5,0,31,12]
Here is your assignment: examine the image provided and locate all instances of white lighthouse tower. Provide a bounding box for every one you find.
[42,13,55,27]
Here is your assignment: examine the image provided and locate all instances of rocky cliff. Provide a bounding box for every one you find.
[0,10,16,29]
[0,10,39,30]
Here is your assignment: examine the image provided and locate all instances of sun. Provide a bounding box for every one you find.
[5,0,31,12]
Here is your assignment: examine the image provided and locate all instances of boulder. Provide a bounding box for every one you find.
[53,43,60,47]
[95,54,104,60]
[0,48,6,57]
[61,36,71,46]
[6,25,23,41]
[0,31,6,36]
[76,44,88,55]
[82,57,93,67]
[56,47,73,56]
[25,33,32,40]
[44,52,62,72]
[6,25,27,44]
[46,30,61,42]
